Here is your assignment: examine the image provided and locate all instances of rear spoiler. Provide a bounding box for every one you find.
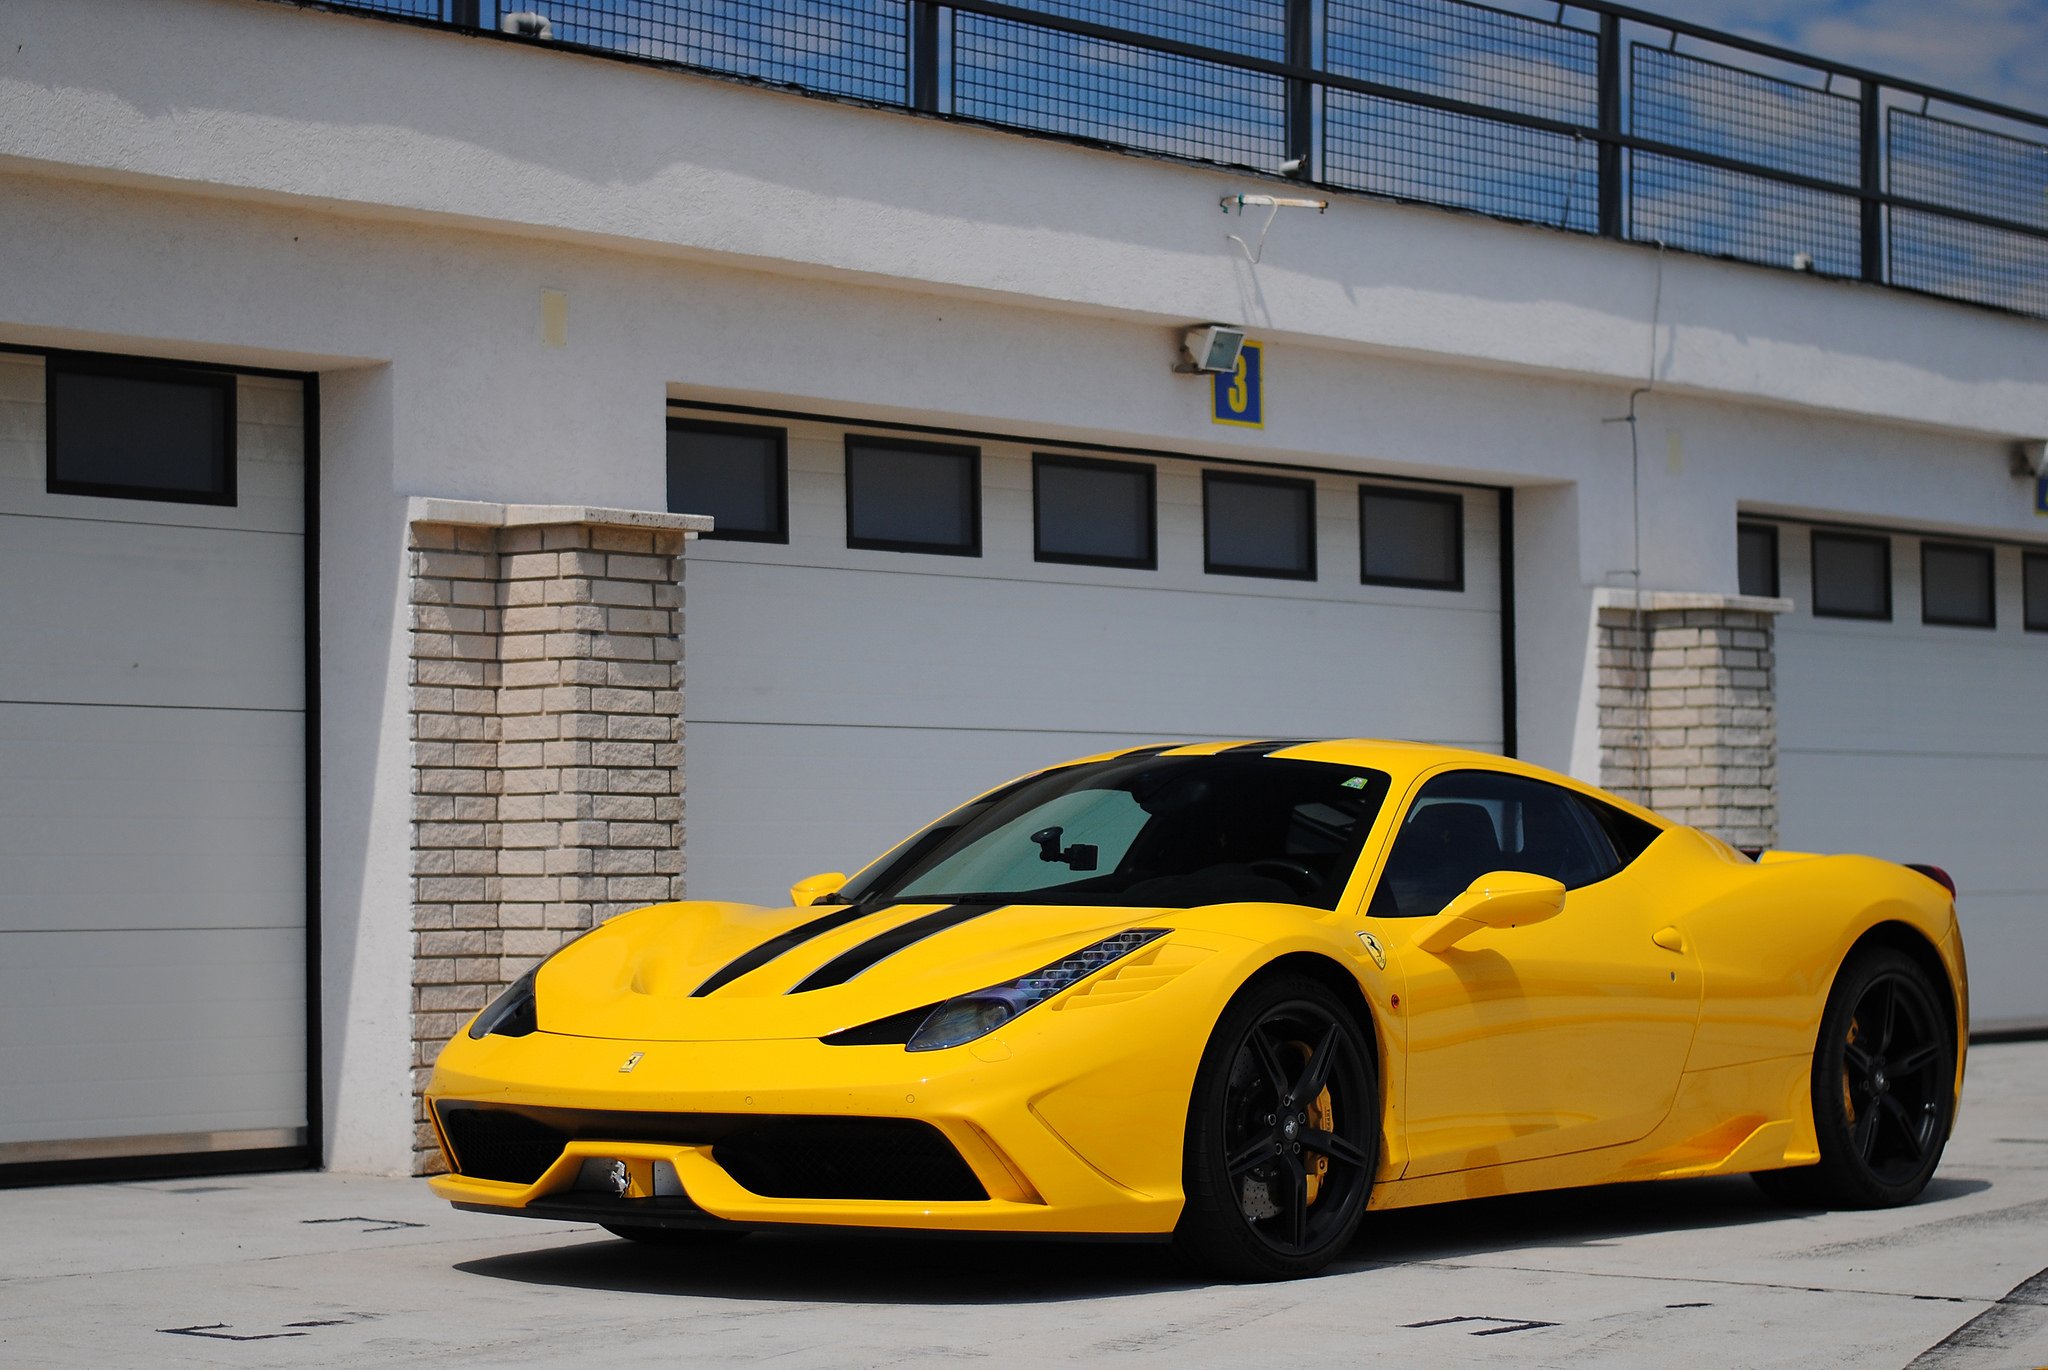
[1736,850,1950,899]
[1905,864,1957,898]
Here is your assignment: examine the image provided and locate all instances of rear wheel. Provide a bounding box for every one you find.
[1755,946,1954,1208]
[1175,973,1378,1281]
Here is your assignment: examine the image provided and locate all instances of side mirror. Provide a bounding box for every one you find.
[1415,871,1567,954]
[788,871,848,907]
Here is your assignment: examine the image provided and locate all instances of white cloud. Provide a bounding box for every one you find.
[1674,0,2048,116]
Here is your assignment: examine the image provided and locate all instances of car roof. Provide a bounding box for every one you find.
[1056,738,1669,828]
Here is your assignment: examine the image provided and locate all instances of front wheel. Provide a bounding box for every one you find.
[1175,973,1378,1281]
[1755,945,1954,1209]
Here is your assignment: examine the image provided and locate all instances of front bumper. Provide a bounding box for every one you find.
[425,1018,1204,1237]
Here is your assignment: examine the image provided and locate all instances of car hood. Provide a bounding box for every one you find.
[531,898,1185,1042]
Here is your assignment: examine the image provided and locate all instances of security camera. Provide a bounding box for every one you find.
[1278,157,1309,180]
[501,11,553,38]
[1791,251,1816,273]
[2012,439,2048,478]
[1175,324,1247,376]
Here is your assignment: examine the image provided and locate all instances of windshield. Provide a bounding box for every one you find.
[836,755,1392,909]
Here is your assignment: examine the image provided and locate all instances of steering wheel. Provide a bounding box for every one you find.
[1246,859,1322,899]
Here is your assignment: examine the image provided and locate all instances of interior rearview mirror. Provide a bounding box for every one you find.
[788,871,848,907]
[1415,870,1567,954]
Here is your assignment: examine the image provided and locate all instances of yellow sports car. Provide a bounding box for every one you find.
[425,740,1966,1280]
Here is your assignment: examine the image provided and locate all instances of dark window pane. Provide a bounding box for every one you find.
[845,439,979,556]
[1360,487,1462,589]
[841,754,1390,912]
[667,422,786,542]
[1811,532,1891,620]
[1921,543,1994,627]
[2027,553,2048,632]
[1205,472,1315,579]
[47,360,234,505]
[1737,523,1779,598]
[1575,794,1661,868]
[1034,456,1155,568]
[1369,771,1613,919]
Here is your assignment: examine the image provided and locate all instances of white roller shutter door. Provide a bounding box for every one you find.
[0,354,308,1168]
[680,414,1505,905]
[1773,521,2047,1032]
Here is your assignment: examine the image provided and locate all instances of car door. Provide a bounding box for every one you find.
[1364,768,1703,1178]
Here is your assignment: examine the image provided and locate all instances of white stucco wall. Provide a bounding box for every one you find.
[1,0,2044,1170]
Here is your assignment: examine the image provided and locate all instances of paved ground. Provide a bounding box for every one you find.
[3,1042,2045,1369]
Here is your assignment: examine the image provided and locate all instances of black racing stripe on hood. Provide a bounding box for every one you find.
[689,904,888,997]
[786,903,1004,994]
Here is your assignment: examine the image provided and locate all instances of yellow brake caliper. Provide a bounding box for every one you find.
[1305,1085,1334,1205]
[1843,1016,1860,1128]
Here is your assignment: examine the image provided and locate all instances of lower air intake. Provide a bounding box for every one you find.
[437,1105,568,1185]
[714,1119,987,1201]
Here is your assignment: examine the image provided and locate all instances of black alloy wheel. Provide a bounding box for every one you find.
[1755,945,1954,1208]
[1176,973,1378,1280]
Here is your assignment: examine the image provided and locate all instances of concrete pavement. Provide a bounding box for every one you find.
[3,1041,2045,1369]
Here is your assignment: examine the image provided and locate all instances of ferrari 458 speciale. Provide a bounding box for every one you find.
[426,740,1966,1279]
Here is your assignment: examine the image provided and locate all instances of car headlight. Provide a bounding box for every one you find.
[906,928,1169,1052]
[466,963,540,1040]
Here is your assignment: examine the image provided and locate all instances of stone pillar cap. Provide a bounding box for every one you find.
[407,495,713,535]
[1593,586,1793,615]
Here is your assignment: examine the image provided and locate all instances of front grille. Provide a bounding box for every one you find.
[714,1119,987,1201]
[437,1104,571,1184]
[433,1103,987,1201]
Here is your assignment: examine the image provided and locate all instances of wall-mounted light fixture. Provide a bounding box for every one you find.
[1175,324,1247,376]
[501,11,553,37]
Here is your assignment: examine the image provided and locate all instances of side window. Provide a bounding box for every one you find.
[1369,771,1620,918]
[1575,794,1661,869]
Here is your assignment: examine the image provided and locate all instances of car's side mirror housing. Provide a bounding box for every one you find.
[788,871,848,907]
[1415,870,1567,954]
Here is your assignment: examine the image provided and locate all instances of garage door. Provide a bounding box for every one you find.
[0,351,309,1175]
[673,409,1505,906]
[1765,519,2048,1032]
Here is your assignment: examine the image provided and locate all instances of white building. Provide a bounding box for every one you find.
[1,0,2044,1184]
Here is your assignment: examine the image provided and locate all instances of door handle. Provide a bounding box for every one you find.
[1652,926,1686,954]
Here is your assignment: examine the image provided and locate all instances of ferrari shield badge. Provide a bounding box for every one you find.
[1356,931,1386,970]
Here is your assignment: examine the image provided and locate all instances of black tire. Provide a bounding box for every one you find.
[1754,946,1954,1209]
[1175,972,1378,1281]
[600,1223,746,1247]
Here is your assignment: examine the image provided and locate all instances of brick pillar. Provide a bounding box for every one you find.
[1594,590,1791,850]
[406,500,708,1175]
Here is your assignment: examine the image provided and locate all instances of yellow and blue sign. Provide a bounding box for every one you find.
[2036,475,2048,516]
[1212,339,1263,429]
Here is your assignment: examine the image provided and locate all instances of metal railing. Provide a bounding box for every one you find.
[312,0,2048,321]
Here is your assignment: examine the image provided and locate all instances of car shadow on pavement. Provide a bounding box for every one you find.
[456,1229,1201,1304]
[1332,1172,1993,1269]
[454,1173,1993,1304]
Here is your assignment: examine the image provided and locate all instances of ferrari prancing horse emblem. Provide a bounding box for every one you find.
[618,1051,644,1073]
[607,1160,631,1199]
[1357,931,1386,970]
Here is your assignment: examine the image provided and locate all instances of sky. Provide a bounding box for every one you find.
[1677,0,2048,116]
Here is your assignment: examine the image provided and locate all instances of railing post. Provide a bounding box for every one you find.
[1284,0,1313,178]
[1597,12,1622,239]
[451,0,480,28]
[1860,79,1884,284]
[910,2,940,113]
